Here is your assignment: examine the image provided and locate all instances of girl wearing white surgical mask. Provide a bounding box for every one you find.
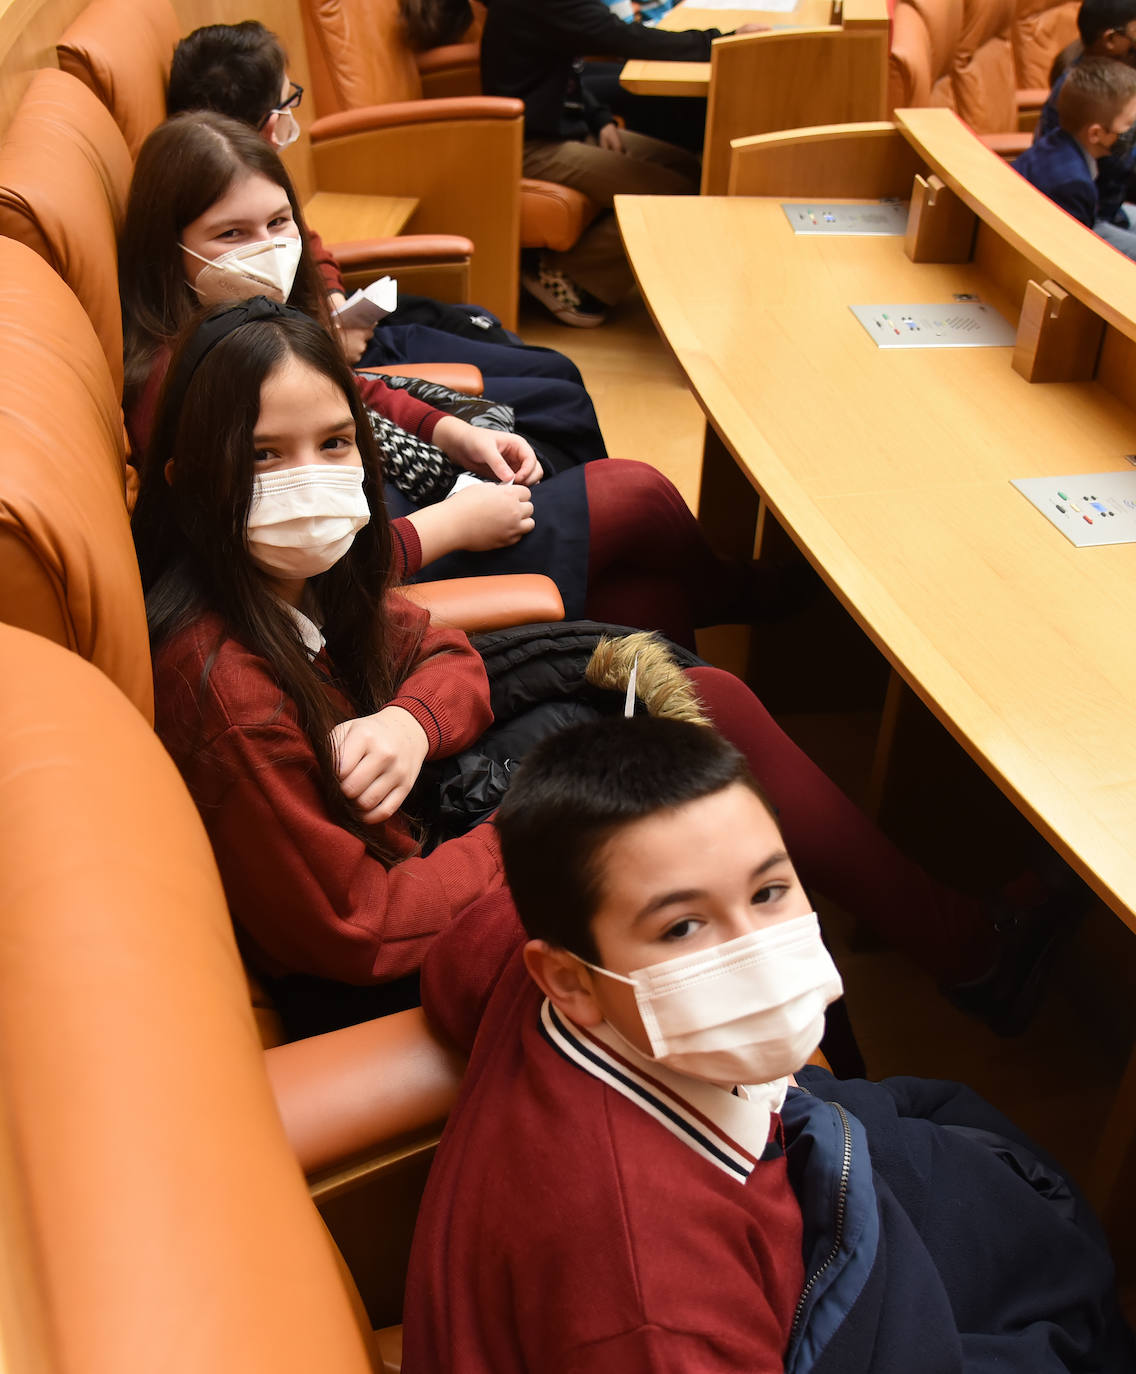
[132,301,519,1033]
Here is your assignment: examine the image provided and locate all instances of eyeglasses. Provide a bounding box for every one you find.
[275,82,304,113]
[259,82,304,127]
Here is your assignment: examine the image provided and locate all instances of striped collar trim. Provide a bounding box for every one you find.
[539,1000,784,1182]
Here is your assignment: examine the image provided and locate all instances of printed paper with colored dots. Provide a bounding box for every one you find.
[782,203,909,235]
[1011,472,1136,547]
[850,302,1016,348]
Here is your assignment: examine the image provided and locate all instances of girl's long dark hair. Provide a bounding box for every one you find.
[119,111,331,418]
[133,309,423,864]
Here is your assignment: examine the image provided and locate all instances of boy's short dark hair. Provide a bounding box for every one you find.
[1078,0,1136,47]
[1057,54,1136,132]
[167,22,286,130]
[496,716,769,963]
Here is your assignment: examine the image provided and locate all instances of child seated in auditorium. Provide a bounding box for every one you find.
[1018,56,1136,256]
[401,715,1133,1373]
[1033,0,1136,240]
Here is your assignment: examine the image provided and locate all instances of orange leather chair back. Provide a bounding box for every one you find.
[303,0,424,117]
[57,0,180,156]
[888,0,963,112]
[0,622,377,1374]
[1012,0,1078,88]
[0,238,152,722]
[0,66,132,395]
[953,0,1018,132]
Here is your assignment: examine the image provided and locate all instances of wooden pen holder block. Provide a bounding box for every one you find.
[904,173,976,262]
[1012,278,1104,383]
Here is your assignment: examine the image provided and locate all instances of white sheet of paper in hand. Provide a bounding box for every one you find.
[333,276,398,330]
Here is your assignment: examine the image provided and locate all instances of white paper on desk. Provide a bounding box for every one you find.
[1012,472,1136,547]
[333,276,398,330]
[682,0,798,10]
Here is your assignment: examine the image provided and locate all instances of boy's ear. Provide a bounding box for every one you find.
[523,940,605,1027]
[1085,119,1108,145]
[260,110,281,148]
[163,458,175,486]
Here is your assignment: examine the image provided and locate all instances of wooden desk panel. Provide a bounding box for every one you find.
[616,192,1136,929]
[620,0,836,94]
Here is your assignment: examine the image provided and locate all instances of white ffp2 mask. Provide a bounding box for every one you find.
[584,911,843,1086]
[246,464,370,580]
[183,236,302,305]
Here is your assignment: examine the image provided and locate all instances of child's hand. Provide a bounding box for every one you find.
[433,416,544,486]
[328,291,371,364]
[598,122,625,154]
[330,705,430,824]
[448,481,536,550]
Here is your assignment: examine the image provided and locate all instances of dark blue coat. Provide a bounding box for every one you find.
[784,1067,1135,1373]
[1014,129,1099,227]
[1035,66,1136,224]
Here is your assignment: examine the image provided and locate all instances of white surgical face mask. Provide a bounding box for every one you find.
[584,911,843,1086]
[271,107,301,149]
[182,236,302,305]
[246,464,370,580]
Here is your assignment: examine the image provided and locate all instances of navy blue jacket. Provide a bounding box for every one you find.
[1036,65,1136,224]
[785,1067,1135,1373]
[1014,128,1099,227]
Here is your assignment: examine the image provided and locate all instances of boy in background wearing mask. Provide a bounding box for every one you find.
[401,716,1132,1373]
[1031,0,1136,249]
[1016,58,1136,256]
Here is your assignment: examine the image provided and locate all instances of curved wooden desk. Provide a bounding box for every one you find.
[617,109,1136,1223]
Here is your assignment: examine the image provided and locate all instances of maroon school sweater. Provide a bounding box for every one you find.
[152,595,502,985]
[403,889,805,1374]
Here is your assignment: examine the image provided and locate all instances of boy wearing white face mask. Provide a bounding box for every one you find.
[401,717,1133,1374]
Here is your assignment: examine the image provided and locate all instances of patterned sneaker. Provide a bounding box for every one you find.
[522,258,607,327]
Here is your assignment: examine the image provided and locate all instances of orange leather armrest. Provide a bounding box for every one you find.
[310,96,525,141]
[415,42,481,75]
[327,234,474,269]
[265,1008,464,1177]
[357,364,484,394]
[403,574,565,631]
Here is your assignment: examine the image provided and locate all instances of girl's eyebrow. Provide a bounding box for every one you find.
[252,414,356,445]
[200,202,293,234]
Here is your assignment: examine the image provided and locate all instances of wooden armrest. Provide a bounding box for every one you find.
[327,235,474,270]
[1016,87,1049,110]
[357,365,484,394]
[265,1008,464,1178]
[310,96,525,142]
[980,130,1031,159]
[403,574,565,631]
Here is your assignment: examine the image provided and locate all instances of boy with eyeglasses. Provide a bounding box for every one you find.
[1016,56,1136,256]
[400,715,1133,1373]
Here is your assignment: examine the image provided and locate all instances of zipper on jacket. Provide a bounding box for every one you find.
[790,1100,853,1340]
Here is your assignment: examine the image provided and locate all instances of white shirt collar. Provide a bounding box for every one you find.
[540,1000,787,1178]
[279,598,325,657]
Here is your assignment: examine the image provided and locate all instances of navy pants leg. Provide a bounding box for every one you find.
[363,323,585,384]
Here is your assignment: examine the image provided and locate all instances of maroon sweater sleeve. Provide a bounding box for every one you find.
[152,607,501,985]
[356,370,445,443]
[308,228,345,297]
[389,516,423,579]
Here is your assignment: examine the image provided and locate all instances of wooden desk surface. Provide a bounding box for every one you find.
[620,0,835,95]
[617,192,1136,931]
[302,191,419,243]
